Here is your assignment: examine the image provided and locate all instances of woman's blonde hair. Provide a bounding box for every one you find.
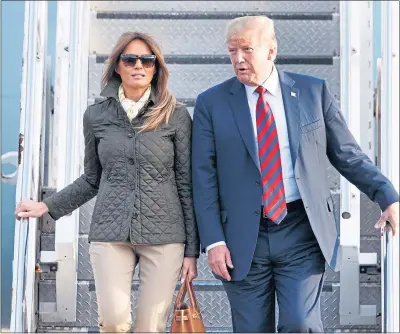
[101,32,180,132]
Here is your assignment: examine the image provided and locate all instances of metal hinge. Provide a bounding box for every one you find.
[35,262,58,273]
[360,264,381,275]
[37,251,58,273]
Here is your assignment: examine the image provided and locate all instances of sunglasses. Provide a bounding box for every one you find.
[120,53,157,68]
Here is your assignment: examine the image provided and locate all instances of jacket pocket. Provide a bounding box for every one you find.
[326,195,339,236]
[326,195,334,213]
[162,182,181,219]
[301,119,322,134]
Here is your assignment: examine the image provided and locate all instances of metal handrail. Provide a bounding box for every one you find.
[10,1,38,331]
[10,1,47,331]
[380,1,399,332]
[382,225,399,332]
[377,54,399,333]
[338,1,377,325]
[10,219,29,332]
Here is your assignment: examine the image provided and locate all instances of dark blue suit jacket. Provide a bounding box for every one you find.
[191,70,399,281]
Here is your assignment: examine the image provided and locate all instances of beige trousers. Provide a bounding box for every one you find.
[89,241,184,333]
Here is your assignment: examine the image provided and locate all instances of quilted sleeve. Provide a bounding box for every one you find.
[174,106,200,257]
[43,106,102,220]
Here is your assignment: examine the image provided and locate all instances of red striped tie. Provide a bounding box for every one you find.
[255,86,287,224]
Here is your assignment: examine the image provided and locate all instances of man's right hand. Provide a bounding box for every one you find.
[208,245,234,281]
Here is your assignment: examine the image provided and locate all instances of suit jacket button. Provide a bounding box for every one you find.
[254,210,260,216]
[256,180,260,186]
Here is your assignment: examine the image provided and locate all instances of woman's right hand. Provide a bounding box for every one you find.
[15,200,49,220]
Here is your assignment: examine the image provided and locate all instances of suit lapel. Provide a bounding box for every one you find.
[227,72,302,171]
[228,78,260,170]
[278,70,301,168]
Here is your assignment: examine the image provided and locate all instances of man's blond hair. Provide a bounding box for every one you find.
[225,16,276,44]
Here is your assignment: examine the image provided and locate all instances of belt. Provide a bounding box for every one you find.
[260,199,304,228]
[261,199,303,217]
[286,199,304,212]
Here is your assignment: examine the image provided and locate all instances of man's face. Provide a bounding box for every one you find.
[227,29,276,86]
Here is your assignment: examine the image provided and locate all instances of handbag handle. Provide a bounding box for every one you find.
[174,280,200,311]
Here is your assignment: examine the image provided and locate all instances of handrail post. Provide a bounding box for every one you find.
[10,1,48,332]
[39,0,90,323]
[380,1,399,332]
[339,1,377,325]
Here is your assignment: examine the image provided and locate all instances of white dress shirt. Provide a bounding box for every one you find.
[206,66,301,253]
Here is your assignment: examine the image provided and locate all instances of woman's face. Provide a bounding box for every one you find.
[116,39,156,90]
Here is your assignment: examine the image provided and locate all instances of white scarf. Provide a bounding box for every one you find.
[118,84,151,121]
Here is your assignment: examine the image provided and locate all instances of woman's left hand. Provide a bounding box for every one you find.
[181,257,198,283]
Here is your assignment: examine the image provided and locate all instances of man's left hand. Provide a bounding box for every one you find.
[375,202,399,236]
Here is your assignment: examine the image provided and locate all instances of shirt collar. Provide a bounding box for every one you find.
[101,76,156,104]
[244,66,280,97]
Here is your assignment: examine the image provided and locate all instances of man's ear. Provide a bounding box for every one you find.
[268,41,278,61]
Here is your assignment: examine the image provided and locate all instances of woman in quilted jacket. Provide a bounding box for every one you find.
[15,32,200,333]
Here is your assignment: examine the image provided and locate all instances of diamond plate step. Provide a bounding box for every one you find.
[38,280,381,331]
[89,16,340,57]
[89,1,339,14]
[39,232,382,283]
[37,326,234,333]
[96,11,336,20]
[95,54,335,65]
[87,56,341,100]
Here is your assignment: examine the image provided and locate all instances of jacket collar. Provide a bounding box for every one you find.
[228,68,301,169]
[100,76,157,105]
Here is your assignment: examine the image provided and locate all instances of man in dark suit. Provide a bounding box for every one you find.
[191,16,399,333]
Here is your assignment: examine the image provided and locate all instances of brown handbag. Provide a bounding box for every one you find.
[170,280,206,333]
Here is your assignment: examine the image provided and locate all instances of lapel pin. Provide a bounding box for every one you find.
[291,91,296,98]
